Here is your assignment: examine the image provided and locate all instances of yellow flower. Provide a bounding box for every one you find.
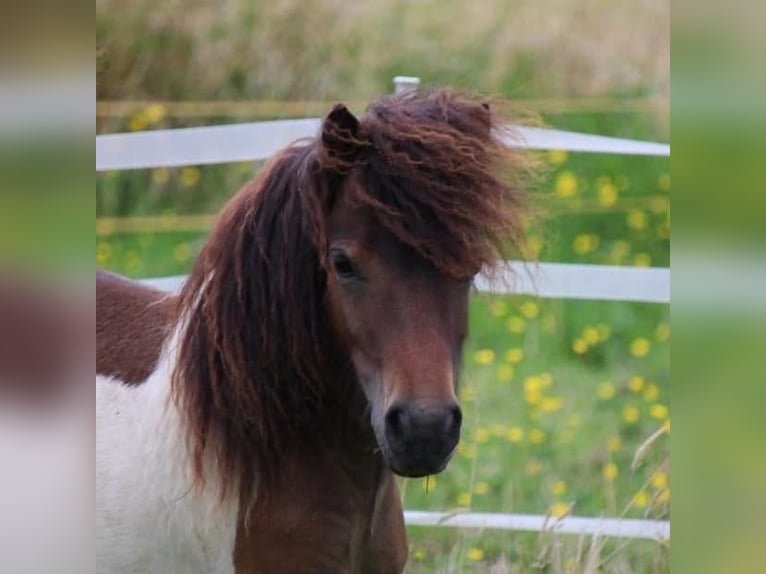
[628,376,645,393]
[129,112,148,132]
[507,427,524,443]
[572,338,588,355]
[596,323,611,341]
[633,253,652,267]
[496,364,514,383]
[173,243,192,263]
[144,103,166,124]
[504,348,524,363]
[658,173,671,192]
[551,480,567,496]
[598,381,615,400]
[627,209,648,230]
[526,459,542,475]
[650,404,669,420]
[180,167,201,187]
[524,375,543,394]
[598,181,618,206]
[457,492,472,506]
[643,383,659,402]
[474,428,490,444]
[490,300,508,317]
[630,338,651,358]
[529,428,546,444]
[473,349,495,365]
[96,242,112,266]
[603,462,618,481]
[548,149,568,165]
[663,418,671,434]
[573,233,599,255]
[506,316,526,334]
[459,386,476,403]
[520,301,539,318]
[413,549,426,561]
[467,547,485,562]
[549,502,570,518]
[151,167,170,185]
[555,171,578,198]
[633,490,650,508]
[655,323,670,342]
[474,481,490,495]
[651,471,668,490]
[524,390,542,406]
[607,436,622,452]
[582,326,600,345]
[540,396,564,413]
[622,405,640,424]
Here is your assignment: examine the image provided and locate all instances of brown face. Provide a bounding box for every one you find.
[325,172,470,477]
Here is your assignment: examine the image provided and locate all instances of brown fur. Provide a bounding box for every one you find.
[96,269,174,384]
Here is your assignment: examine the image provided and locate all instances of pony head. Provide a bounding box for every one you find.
[174,90,532,502]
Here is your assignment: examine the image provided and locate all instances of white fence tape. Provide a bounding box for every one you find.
[96,119,669,171]
[478,261,669,304]
[138,261,669,304]
[403,511,669,541]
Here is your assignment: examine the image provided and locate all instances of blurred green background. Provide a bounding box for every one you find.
[96,1,669,571]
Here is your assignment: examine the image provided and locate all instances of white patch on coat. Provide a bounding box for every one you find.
[96,335,238,573]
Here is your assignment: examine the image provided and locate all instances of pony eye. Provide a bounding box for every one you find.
[330,250,357,280]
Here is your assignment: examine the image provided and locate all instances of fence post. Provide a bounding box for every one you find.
[393,76,420,95]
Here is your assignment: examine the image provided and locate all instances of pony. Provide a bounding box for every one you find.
[96,89,531,573]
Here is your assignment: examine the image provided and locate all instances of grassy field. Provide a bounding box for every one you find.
[97,1,669,569]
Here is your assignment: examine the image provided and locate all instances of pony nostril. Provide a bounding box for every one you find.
[446,404,462,433]
[385,404,410,439]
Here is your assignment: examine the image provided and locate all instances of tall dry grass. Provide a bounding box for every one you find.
[96,0,668,102]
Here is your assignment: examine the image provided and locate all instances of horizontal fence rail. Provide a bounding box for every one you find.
[403,511,669,541]
[139,261,669,304]
[96,119,670,171]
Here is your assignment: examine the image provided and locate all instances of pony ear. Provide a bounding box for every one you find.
[476,101,492,133]
[321,104,363,165]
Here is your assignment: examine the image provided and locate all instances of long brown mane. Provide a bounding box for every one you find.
[172,89,532,507]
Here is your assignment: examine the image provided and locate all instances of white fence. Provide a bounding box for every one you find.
[97,77,670,541]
